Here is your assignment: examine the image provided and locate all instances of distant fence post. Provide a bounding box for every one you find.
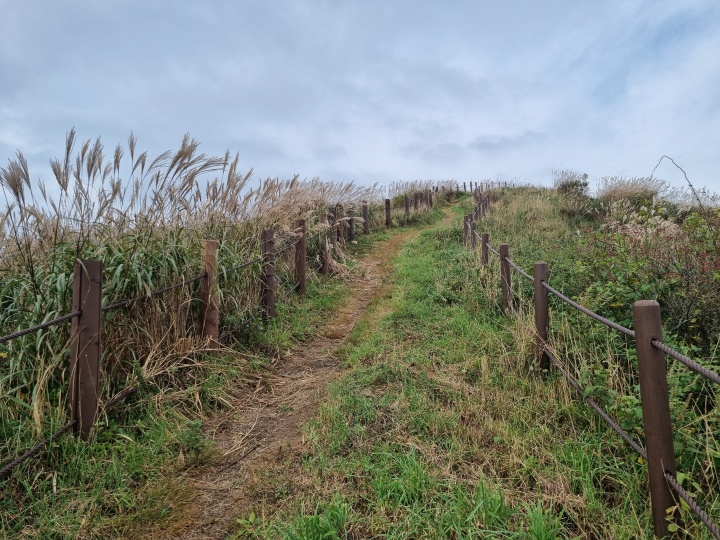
[348,215,355,241]
[200,240,220,346]
[340,205,347,244]
[295,219,306,295]
[470,222,477,251]
[261,230,276,318]
[335,204,344,246]
[632,300,678,538]
[319,214,330,274]
[70,260,102,440]
[481,233,489,265]
[362,201,369,234]
[429,191,433,207]
[500,243,511,311]
[385,198,391,228]
[533,262,549,371]
[464,182,467,192]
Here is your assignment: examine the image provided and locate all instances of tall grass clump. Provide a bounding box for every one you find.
[552,170,590,220]
[0,129,386,455]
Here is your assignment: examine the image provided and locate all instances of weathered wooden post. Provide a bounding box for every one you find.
[385,198,391,228]
[481,233,489,266]
[319,214,329,275]
[261,230,276,318]
[348,214,355,241]
[200,240,219,346]
[500,243,511,311]
[464,182,467,192]
[70,260,102,440]
[470,222,477,251]
[534,262,549,371]
[335,204,344,246]
[295,219,306,295]
[632,301,678,538]
[362,201,369,234]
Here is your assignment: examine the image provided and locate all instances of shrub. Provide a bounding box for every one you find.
[552,170,589,197]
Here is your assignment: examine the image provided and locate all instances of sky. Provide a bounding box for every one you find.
[1,0,719,195]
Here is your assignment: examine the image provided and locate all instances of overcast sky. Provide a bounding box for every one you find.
[1,0,719,194]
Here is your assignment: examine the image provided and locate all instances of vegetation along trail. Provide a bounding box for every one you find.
[139,223,430,539]
[209,193,681,539]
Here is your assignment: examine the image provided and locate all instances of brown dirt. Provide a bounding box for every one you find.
[131,226,424,540]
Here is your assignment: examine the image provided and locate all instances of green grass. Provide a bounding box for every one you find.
[0,198,449,539]
[227,202,660,539]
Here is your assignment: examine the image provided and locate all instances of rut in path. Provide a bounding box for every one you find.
[135,227,423,540]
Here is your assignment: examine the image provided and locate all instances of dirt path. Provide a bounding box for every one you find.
[140,226,425,540]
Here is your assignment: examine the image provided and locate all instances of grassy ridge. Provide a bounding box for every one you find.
[229,199,658,539]
[0,190,452,538]
[471,186,719,538]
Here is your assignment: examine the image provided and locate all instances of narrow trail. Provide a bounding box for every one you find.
[136,223,432,540]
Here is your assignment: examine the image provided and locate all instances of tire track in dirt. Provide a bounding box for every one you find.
[135,225,427,540]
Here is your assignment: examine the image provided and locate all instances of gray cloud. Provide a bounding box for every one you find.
[468,132,546,154]
[1,0,718,192]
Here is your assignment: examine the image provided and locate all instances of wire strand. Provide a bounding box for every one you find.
[664,471,720,539]
[102,272,206,313]
[651,340,720,386]
[505,257,534,282]
[0,420,77,481]
[0,311,81,345]
[546,350,647,459]
[542,281,635,338]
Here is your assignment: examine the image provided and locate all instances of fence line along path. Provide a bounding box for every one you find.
[463,191,720,540]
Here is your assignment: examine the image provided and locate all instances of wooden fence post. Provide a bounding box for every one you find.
[500,243,511,311]
[319,214,329,275]
[464,182,467,192]
[470,222,477,250]
[481,233,489,265]
[385,198,391,228]
[362,201,369,234]
[632,300,678,538]
[534,262,549,371]
[70,260,102,440]
[261,230,276,318]
[332,204,344,249]
[335,204,344,246]
[200,240,219,346]
[295,219,306,295]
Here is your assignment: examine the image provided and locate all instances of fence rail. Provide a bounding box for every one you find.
[1,188,445,484]
[464,192,720,539]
